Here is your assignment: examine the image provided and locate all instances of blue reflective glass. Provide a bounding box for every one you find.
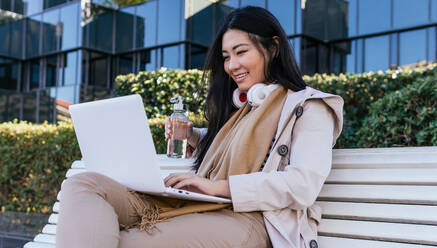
[22,91,37,122]
[158,0,181,44]
[429,27,436,61]
[82,5,114,52]
[358,0,390,35]
[222,0,239,8]
[296,0,302,33]
[44,0,67,9]
[399,29,426,66]
[364,35,389,72]
[356,39,363,73]
[9,19,24,58]
[0,92,20,122]
[179,44,184,69]
[1,0,12,11]
[60,2,79,50]
[46,55,57,87]
[30,60,40,89]
[162,45,179,69]
[432,0,437,22]
[344,0,357,37]
[38,89,55,122]
[241,0,265,8]
[269,0,295,35]
[136,1,157,48]
[42,8,60,54]
[393,0,428,29]
[346,40,356,73]
[26,15,41,58]
[0,57,18,90]
[62,51,78,85]
[23,0,43,15]
[56,85,77,105]
[0,21,9,55]
[88,52,108,87]
[116,7,135,52]
[189,2,214,46]
[390,33,398,66]
[139,49,156,71]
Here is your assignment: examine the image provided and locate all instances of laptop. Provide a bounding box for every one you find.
[69,94,231,204]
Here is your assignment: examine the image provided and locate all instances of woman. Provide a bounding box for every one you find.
[57,6,343,248]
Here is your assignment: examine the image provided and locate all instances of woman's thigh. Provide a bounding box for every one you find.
[119,209,272,248]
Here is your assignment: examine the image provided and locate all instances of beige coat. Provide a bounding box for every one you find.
[228,86,344,248]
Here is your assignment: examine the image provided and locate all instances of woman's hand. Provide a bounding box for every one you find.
[165,117,194,142]
[164,172,231,198]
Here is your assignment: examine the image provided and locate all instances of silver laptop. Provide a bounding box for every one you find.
[69,94,231,204]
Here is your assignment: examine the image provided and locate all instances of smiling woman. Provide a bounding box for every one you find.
[57,6,344,248]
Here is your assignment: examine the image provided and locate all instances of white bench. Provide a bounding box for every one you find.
[24,146,437,248]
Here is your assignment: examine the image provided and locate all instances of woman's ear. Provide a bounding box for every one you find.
[272,36,280,58]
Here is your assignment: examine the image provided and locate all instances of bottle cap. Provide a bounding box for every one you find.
[171,96,185,111]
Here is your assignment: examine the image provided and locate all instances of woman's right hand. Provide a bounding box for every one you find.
[165,117,194,142]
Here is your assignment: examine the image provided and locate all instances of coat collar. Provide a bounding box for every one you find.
[274,86,344,147]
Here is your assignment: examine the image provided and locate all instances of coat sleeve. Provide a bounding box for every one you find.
[228,99,336,212]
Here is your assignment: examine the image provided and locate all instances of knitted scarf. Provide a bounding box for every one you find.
[125,85,288,233]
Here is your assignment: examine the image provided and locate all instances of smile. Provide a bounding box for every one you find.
[234,72,249,82]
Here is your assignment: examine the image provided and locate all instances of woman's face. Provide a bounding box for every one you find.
[222,29,269,91]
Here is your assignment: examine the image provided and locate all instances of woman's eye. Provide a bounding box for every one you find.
[237,50,247,55]
[223,56,229,61]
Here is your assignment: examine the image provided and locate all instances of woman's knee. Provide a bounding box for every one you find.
[61,171,108,194]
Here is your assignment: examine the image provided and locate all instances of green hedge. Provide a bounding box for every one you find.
[113,68,208,118]
[0,121,80,214]
[304,64,437,147]
[357,74,437,147]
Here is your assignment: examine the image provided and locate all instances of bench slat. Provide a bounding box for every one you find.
[48,214,58,224]
[23,241,56,248]
[319,184,437,204]
[317,201,437,225]
[319,236,437,248]
[326,168,437,185]
[319,219,437,246]
[42,224,57,235]
[34,234,56,244]
[53,202,60,213]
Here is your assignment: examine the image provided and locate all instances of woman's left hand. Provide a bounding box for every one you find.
[164,172,231,198]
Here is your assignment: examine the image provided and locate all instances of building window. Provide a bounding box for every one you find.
[364,35,389,72]
[399,29,427,66]
[358,0,390,35]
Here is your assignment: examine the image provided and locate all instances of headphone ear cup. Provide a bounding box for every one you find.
[232,88,247,108]
[247,83,267,107]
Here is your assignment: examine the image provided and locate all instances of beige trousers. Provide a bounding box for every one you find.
[56,172,272,248]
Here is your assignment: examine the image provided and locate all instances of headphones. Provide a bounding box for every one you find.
[232,83,279,108]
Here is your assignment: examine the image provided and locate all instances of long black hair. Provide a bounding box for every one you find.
[193,6,307,171]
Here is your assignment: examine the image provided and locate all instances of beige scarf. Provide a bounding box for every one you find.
[125,85,288,232]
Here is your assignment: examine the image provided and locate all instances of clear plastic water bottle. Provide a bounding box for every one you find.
[167,96,189,158]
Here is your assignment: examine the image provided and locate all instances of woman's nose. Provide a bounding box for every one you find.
[228,57,240,71]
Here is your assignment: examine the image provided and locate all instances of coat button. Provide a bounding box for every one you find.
[296,106,303,117]
[309,240,318,248]
[277,145,288,156]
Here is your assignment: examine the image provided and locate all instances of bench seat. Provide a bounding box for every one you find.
[24,146,437,247]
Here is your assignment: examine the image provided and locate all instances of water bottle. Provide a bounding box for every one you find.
[167,96,189,158]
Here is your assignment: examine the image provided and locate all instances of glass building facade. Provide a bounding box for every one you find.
[0,0,436,123]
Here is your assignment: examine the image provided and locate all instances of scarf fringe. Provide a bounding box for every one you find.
[121,189,163,233]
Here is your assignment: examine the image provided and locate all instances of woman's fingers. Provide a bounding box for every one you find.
[164,172,195,187]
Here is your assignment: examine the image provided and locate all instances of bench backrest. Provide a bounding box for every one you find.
[24,146,437,248]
